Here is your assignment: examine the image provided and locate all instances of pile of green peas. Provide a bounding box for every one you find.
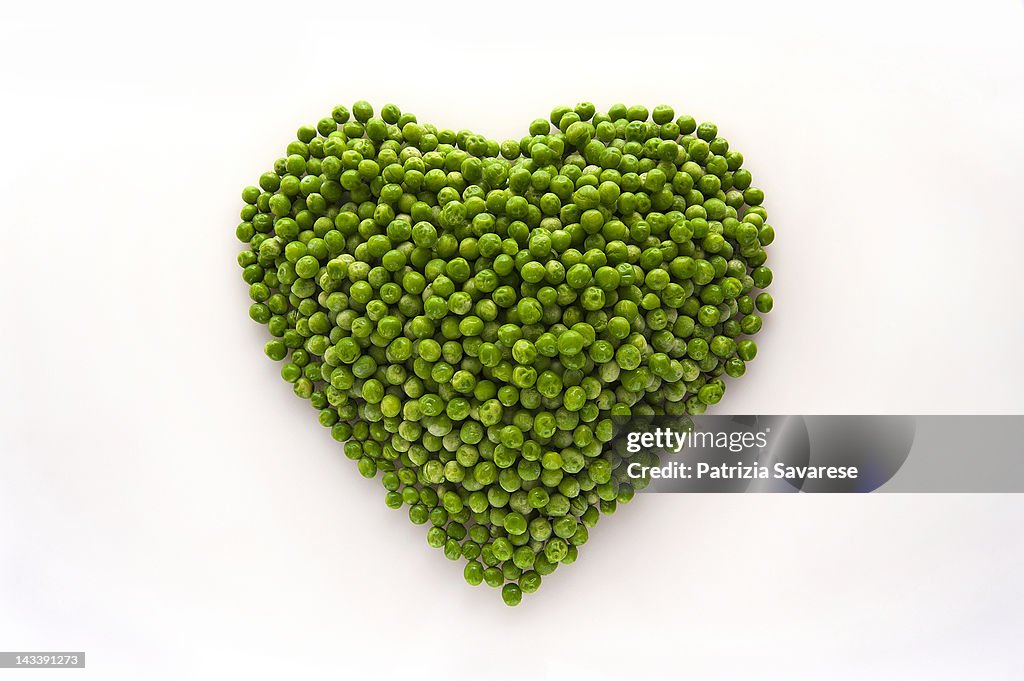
[236,101,774,606]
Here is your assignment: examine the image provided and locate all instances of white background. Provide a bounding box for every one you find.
[2,0,1024,678]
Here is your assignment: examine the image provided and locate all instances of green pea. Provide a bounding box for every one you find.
[501,583,523,606]
[503,511,527,536]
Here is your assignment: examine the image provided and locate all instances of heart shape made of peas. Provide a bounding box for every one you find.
[236,101,775,606]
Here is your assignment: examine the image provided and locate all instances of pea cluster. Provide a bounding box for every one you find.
[236,101,774,606]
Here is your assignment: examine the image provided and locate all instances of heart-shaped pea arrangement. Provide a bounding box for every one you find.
[236,101,774,605]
